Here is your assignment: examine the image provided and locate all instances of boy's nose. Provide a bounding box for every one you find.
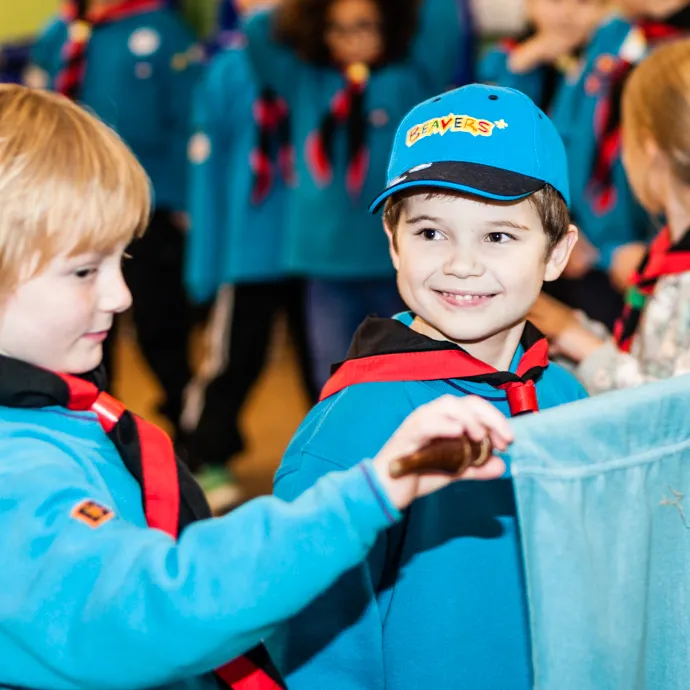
[103,270,133,314]
[443,248,484,278]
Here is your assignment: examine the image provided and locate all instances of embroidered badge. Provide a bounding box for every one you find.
[171,45,204,71]
[188,132,211,164]
[71,499,115,528]
[128,28,161,57]
[406,113,499,147]
[370,108,389,127]
[171,53,188,71]
[135,62,153,80]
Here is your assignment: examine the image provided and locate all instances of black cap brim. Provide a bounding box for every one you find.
[369,161,546,213]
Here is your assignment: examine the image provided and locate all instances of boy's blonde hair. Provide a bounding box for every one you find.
[623,38,690,186]
[0,84,150,294]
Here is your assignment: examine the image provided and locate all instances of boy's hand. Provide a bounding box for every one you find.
[508,31,584,74]
[609,242,647,293]
[528,294,605,362]
[551,321,605,363]
[528,293,579,338]
[371,396,511,510]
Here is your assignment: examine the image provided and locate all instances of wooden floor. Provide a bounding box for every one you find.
[113,323,311,498]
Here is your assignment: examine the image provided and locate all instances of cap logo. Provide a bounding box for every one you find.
[406,113,498,147]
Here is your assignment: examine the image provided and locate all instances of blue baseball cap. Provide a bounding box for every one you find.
[369,84,570,213]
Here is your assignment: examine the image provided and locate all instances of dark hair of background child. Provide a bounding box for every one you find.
[274,0,422,66]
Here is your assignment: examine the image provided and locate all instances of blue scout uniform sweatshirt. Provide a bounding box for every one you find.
[186,41,287,303]
[242,0,461,280]
[549,14,653,269]
[32,8,201,212]
[269,312,587,689]
[0,404,400,689]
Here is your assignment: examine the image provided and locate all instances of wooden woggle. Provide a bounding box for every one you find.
[389,436,493,478]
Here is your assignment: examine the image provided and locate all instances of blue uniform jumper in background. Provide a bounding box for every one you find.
[185,40,316,472]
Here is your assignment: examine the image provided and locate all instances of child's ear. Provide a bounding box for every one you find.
[384,221,401,271]
[544,224,578,282]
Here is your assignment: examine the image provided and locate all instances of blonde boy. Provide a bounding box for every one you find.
[0,85,506,690]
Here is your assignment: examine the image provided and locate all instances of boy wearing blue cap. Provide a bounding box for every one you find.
[269,84,588,689]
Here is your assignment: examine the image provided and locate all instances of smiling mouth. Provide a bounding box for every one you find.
[434,290,498,306]
[84,330,110,341]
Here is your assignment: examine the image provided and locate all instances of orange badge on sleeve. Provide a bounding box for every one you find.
[71,500,115,528]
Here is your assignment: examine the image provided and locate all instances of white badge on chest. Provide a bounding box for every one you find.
[128,28,161,57]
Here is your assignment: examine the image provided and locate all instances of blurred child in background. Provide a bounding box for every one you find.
[185,0,316,507]
[479,0,607,113]
[531,38,690,394]
[542,0,690,330]
[242,0,463,388]
[30,0,201,442]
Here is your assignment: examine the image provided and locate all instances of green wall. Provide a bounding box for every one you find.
[0,0,218,43]
[0,0,57,42]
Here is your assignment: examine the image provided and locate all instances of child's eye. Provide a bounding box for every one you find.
[74,267,97,279]
[417,228,445,241]
[486,232,516,244]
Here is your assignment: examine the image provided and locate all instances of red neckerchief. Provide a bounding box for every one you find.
[320,318,549,417]
[613,225,690,352]
[0,355,285,690]
[250,87,295,204]
[588,8,690,214]
[305,67,369,197]
[56,0,165,99]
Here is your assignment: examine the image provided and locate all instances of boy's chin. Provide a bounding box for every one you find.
[64,346,104,375]
[421,314,522,346]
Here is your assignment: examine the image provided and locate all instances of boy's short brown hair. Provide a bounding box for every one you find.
[383,185,570,255]
[0,85,151,295]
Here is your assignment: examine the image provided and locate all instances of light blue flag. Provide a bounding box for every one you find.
[510,374,690,690]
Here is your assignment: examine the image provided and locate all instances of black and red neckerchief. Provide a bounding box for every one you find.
[250,87,294,204]
[56,0,164,99]
[0,356,285,690]
[587,5,690,215]
[305,67,369,197]
[320,317,549,417]
[613,225,690,352]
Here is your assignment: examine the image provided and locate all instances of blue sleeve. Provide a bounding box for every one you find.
[268,450,392,689]
[158,15,205,211]
[478,44,510,85]
[242,8,302,98]
[405,0,461,94]
[185,55,233,303]
[451,0,475,86]
[0,440,399,690]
